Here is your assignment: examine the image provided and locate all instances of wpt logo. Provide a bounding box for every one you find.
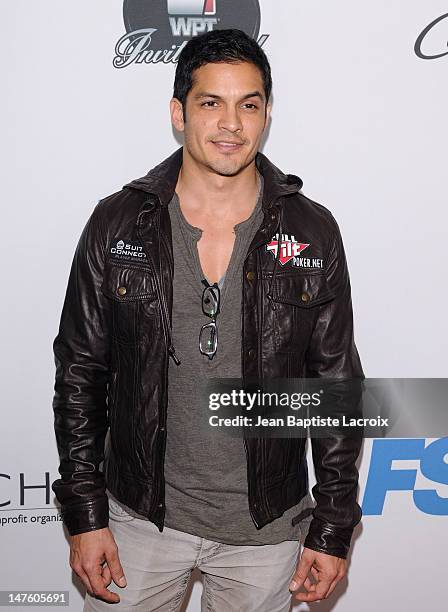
[115,0,265,68]
[362,438,448,515]
[168,0,218,37]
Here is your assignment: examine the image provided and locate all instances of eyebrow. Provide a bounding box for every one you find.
[193,91,264,102]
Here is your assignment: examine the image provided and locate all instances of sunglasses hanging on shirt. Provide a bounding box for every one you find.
[199,278,221,360]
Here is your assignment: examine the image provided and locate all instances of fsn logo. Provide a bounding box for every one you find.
[362,438,448,516]
[168,0,218,37]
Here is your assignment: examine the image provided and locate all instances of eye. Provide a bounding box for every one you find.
[201,101,218,107]
[243,103,258,110]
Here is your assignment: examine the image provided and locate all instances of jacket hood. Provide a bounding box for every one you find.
[123,146,303,210]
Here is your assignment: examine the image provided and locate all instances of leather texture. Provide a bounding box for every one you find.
[52,146,365,559]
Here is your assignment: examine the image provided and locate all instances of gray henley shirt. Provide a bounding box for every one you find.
[161,172,315,545]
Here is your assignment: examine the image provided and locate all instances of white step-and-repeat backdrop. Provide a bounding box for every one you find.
[2,1,447,610]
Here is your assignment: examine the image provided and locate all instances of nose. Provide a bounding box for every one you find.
[217,106,243,134]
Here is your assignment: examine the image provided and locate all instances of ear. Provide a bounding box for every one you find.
[170,98,185,132]
[264,101,272,130]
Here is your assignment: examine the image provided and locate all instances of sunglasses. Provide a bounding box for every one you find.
[199,279,221,360]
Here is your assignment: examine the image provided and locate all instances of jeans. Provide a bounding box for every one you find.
[83,495,302,611]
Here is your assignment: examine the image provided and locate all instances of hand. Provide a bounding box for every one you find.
[69,527,127,603]
[289,546,347,603]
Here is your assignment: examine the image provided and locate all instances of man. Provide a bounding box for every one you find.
[52,28,364,611]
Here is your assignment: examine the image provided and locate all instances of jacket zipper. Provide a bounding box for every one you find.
[136,205,174,520]
[241,250,265,530]
[257,248,272,523]
[242,202,285,529]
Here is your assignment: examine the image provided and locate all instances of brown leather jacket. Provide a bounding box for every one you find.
[52,146,364,559]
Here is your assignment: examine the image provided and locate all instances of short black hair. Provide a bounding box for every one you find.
[173,29,272,120]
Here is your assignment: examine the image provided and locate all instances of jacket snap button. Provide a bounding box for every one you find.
[248,349,256,360]
[300,291,310,303]
[158,503,163,508]
[246,271,256,281]
[117,286,127,296]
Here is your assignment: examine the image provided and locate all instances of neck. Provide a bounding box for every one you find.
[175,149,260,217]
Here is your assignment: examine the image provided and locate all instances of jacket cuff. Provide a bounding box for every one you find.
[61,497,109,536]
[303,518,355,559]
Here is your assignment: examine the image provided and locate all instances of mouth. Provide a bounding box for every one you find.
[211,141,244,153]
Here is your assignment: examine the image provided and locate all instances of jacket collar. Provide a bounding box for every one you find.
[123,146,303,211]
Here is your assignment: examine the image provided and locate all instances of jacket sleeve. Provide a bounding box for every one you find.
[51,200,111,536]
[303,215,365,559]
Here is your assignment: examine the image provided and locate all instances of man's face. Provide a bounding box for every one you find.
[170,61,271,177]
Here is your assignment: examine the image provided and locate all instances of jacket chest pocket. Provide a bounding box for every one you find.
[101,264,160,346]
[269,273,336,352]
